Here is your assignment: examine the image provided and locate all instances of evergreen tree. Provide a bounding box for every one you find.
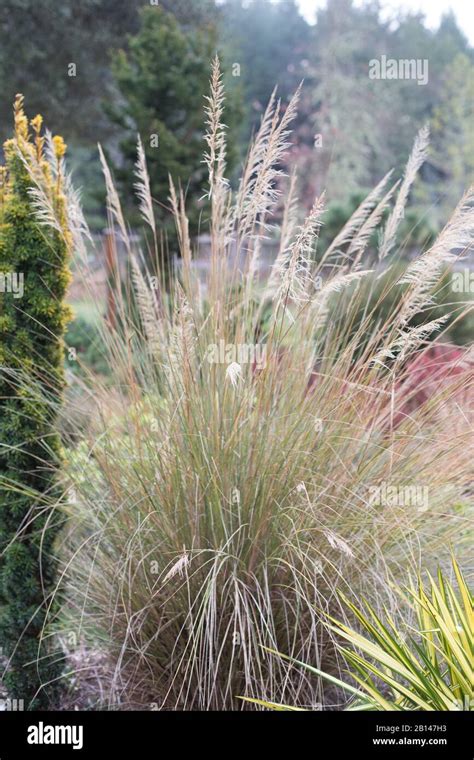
[431,53,474,221]
[110,5,233,246]
[158,0,217,27]
[308,0,389,201]
[0,96,72,708]
[220,0,310,136]
[0,0,145,142]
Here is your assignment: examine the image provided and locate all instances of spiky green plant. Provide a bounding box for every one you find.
[327,558,473,711]
[26,58,474,710]
[243,558,473,711]
[0,97,72,708]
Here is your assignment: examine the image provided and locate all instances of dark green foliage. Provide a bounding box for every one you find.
[221,0,310,111]
[0,0,146,143]
[0,101,72,708]
[319,192,437,255]
[328,265,474,362]
[66,316,109,376]
[158,0,217,27]
[219,0,310,157]
[110,7,214,235]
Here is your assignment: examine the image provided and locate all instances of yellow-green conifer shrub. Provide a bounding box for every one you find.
[0,96,72,708]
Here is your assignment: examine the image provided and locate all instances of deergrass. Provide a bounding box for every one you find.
[11,59,472,709]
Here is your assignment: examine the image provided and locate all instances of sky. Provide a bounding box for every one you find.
[294,0,474,43]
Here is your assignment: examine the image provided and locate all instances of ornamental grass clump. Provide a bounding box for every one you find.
[33,59,473,709]
[0,96,72,707]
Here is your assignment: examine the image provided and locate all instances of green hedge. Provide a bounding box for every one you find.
[0,98,72,708]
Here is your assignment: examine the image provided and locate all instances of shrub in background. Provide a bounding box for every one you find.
[318,192,437,255]
[328,264,474,364]
[65,316,109,376]
[0,96,72,707]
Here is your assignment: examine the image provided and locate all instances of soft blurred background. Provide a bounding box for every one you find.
[1,0,472,356]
